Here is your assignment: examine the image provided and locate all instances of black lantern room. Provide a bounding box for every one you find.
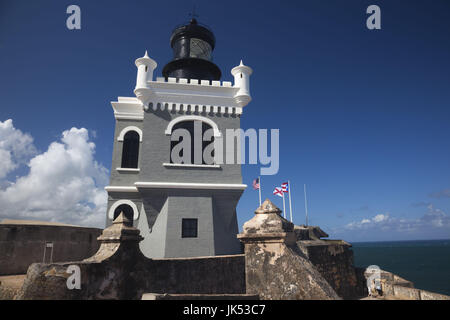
[162,19,222,81]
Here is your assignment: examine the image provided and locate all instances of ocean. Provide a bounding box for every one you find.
[351,239,450,296]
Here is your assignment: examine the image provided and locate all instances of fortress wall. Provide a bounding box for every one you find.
[15,253,246,300]
[0,224,102,275]
[364,269,450,300]
[242,240,340,300]
[297,240,366,299]
[237,204,341,300]
[138,254,246,296]
[419,289,450,300]
[382,281,450,300]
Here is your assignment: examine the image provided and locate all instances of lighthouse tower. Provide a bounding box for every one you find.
[105,18,252,258]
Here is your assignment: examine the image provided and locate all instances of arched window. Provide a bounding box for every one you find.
[170,120,214,165]
[121,131,140,168]
[113,204,134,226]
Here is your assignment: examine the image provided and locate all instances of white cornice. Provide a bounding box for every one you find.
[116,167,140,172]
[105,186,139,192]
[147,102,242,116]
[162,163,221,169]
[106,182,247,192]
[111,97,143,121]
[111,95,242,120]
[135,77,249,110]
[134,182,247,190]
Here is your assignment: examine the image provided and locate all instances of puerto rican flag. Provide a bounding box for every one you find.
[281,182,289,193]
[252,178,260,190]
[273,187,284,198]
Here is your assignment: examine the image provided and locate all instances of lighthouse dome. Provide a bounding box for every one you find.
[162,19,222,81]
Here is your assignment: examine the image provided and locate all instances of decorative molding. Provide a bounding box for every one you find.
[111,98,143,121]
[115,114,144,121]
[155,77,233,88]
[134,75,250,111]
[134,182,247,190]
[164,115,221,137]
[105,186,138,193]
[112,97,242,117]
[146,102,242,116]
[116,167,140,172]
[117,126,143,142]
[163,163,221,169]
[107,199,139,220]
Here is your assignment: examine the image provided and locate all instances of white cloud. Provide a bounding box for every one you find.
[373,214,388,223]
[0,120,109,228]
[333,205,450,241]
[0,149,15,180]
[0,119,36,179]
[421,204,449,228]
[344,213,393,230]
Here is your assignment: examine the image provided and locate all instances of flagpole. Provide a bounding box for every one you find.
[258,176,262,206]
[282,191,286,219]
[288,180,293,222]
[304,184,308,226]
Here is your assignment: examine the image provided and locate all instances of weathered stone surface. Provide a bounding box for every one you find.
[242,200,294,236]
[15,213,246,300]
[362,268,450,300]
[142,293,259,300]
[393,285,421,300]
[238,199,340,300]
[0,275,25,300]
[10,207,449,301]
[294,225,329,240]
[297,240,366,299]
[419,290,450,300]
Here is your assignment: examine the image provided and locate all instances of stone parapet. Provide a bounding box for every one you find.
[13,213,246,300]
[297,239,365,299]
[364,268,450,300]
[238,199,340,300]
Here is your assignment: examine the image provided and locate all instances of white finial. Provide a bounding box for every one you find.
[240,59,244,66]
[144,50,149,58]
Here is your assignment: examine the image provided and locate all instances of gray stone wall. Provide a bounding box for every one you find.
[108,109,243,189]
[138,109,242,184]
[137,189,242,258]
[106,105,244,259]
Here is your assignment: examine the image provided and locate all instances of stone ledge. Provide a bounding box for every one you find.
[142,293,259,300]
[237,232,296,244]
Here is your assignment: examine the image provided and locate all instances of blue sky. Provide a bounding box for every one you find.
[1,0,449,242]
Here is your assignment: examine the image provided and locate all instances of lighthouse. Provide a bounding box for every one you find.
[105,18,253,258]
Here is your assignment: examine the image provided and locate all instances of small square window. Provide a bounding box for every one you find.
[182,218,198,238]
